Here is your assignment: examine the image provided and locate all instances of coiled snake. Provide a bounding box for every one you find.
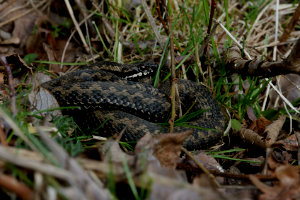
[41,61,224,150]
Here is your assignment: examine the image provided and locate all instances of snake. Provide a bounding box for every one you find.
[41,61,224,150]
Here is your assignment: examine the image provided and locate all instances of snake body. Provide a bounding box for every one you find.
[42,61,224,150]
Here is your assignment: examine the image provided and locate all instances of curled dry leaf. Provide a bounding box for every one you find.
[264,115,286,147]
[248,116,272,135]
[250,165,300,200]
[153,131,193,168]
[273,134,299,151]
[267,150,293,172]
[136,131,192,168]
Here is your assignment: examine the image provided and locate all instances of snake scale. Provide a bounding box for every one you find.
[41,61,224,150]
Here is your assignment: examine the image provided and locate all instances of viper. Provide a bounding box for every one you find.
[41,61,224,150]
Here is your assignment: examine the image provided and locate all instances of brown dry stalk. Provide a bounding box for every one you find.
[295,131,300,179]
[177,163,276,181]
[0,56,17,116]
[227,37,300,77]
[0,173,33,200]
[0,121,8,146]
[167,1,177,133]
[156,0,169,35]
[64,0,89,52]
[181,147,220,187]
[279,3,300,43]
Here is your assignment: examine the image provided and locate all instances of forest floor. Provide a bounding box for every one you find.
[0,0,300,199]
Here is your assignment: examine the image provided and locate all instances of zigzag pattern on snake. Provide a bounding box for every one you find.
[41,61,224,150]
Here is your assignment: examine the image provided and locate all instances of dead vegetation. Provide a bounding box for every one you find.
[0,0,300,199]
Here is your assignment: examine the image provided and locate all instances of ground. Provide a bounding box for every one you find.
[0,0,300,200]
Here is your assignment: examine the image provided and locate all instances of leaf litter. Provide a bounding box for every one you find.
[0,0,300,199]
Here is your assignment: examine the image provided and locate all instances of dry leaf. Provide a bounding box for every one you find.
[250,165,300,200]
[249,116,272,135]
[153,131,192,168]
[273,134,299,151]
[100,139,134,164]
[135,131,192,168]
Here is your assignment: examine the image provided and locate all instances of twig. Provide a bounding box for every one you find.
[181,147,220,187]
[0,145,72,180]
[226,37,300,77]
[177,163,276,180]
[0,173,33,200]
[207,0,216,35]
[295,131,300,182]
[215,20,252,59]
[74,0,95,61]
[0,121,8,146]
[156,0,169,35]
[141,0,165,48]
[0,56,17,116]
[279,2,300,43]
[167,0,176,133]
[64,0,89,52]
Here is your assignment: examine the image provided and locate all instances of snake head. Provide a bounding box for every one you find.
[123,61,158,80]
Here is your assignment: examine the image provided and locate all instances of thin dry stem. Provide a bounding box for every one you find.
[0,0,47,28]
[0,57,17,116]
[64,0,89,52]
[141,0,164,48]
[181,147,220,187]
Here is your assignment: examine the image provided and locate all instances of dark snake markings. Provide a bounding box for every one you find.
[42,61,224,150]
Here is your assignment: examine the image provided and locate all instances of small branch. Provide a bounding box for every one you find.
[207,0,216,35]
[0,121,8,146]
[156,0,169,35]
[167,1,176,133]
[279,2,300,43]
[0,173,33,200]
[226,37,300,77]
[0,56,17,116]
[181,147,220,187]
[295,131,300,181]
[177,163,276,181]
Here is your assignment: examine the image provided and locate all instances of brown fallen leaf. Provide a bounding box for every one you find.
[249,115,272,135]
[250,165,300,200]
[153,131,193,168]
[273,134,299,152]
[264,115,286,147]
[135,131,193,168]
[267,150,292,172]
